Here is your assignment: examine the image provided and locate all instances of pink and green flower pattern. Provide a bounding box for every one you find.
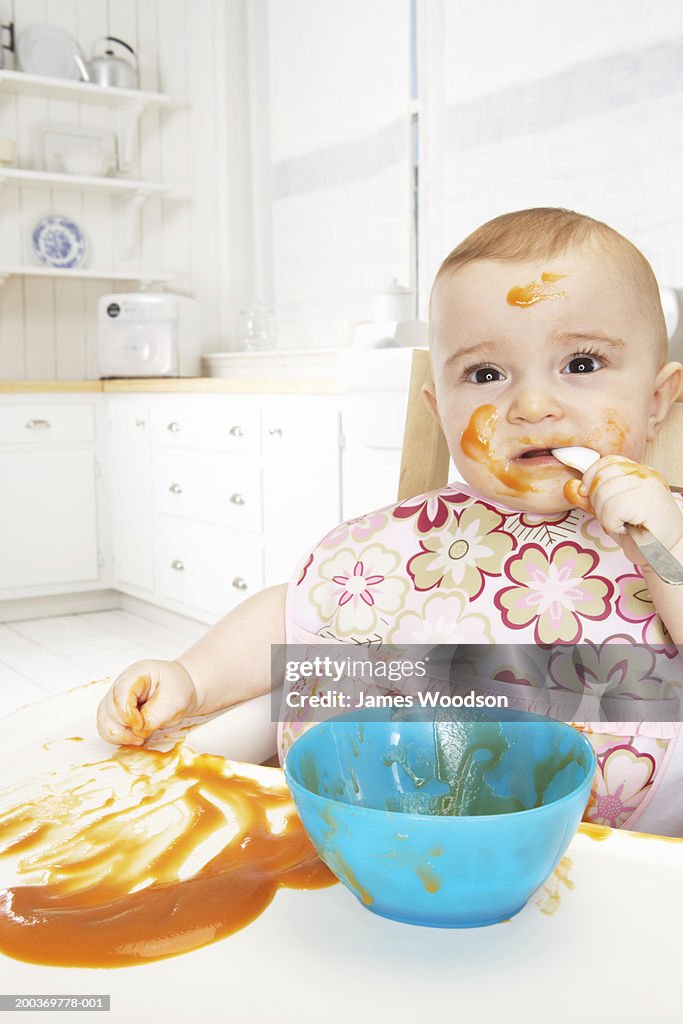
[495,542,613,645]
[309,543,410,640]
[319,512,388,549]
[284,482,681,828]
[577,733,661,829]
[407,503,515,598]
[393,488,471,534]
[386,590,494,645]
[616,572,677,656]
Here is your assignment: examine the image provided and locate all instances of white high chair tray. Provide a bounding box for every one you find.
[0,681,680,1024]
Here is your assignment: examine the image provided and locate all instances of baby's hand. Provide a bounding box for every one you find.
[96,659,198,746]
[564,455,683,567]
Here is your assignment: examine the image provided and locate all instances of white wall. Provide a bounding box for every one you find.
[0,0,253,379]
[418,0,683,310]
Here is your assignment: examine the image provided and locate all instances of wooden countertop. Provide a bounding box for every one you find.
[0,380,103,393]
[0,377,343,395]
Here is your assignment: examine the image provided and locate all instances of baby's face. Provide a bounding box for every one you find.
[427,245,665,513]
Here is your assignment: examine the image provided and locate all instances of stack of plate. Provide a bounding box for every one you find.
[16,24,84,80]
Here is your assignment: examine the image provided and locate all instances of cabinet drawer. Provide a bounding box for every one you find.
[158,450,263,532]
[0,404,95,444]
[158,518,263,615]
[152,397,260,454]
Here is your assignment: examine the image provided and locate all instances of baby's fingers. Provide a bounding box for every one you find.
[96,665,155,744]
[563,477,594,514]
[96,689,145,746]
[581,455,664,501]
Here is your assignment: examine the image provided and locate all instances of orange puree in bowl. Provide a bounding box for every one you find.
[0,745,335,968]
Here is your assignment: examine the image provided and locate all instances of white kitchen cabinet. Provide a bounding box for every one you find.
[0,387,347,619]
[157,449,263,533]
[0,450,99,590]
[158,518,263,615]
[105,392,343,623]
[341,392,406,520]
[262,396,342,585]
[0,399,103,598]
[152,398,261,454]
[106,399,155,593]
[150,395,266,620]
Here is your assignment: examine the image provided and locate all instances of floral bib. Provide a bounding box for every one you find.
[281,483,682,831]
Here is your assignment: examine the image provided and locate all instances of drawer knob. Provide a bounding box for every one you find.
[25,419,51,430]
[232,577,248,590]
[268,426,283,437]
[169,483,183,495]
[167,421,181,432]
[229,425,244,438]
[135,418,145,428]
[229,492,245,505]
[171,559,185,571]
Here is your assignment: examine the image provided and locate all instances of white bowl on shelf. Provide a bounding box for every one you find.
[57,146,113,177]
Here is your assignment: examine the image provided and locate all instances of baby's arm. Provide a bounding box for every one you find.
[566,455,683,642]
[97,583,286,745]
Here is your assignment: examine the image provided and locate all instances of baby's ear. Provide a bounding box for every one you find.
[647,361,683,440]
[421,382,442,428]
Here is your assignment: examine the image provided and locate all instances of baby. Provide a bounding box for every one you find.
[98,208,683,837]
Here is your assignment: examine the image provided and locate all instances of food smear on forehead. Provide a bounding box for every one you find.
[507,271,568,307]
[0,745,336,968]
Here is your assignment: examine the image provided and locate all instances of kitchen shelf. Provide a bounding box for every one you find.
[0,69,170,107]
[0,69,173,171]
[0,265,172,287]
[0,167,178,197]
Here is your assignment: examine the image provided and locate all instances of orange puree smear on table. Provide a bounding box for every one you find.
[507,271,568,307]
[579,821,683,844]
[0,745,335,968]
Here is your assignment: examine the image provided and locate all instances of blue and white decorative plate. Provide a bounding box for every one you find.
[31,215,87,270]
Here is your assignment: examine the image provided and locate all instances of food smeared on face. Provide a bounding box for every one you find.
[0,745,336,968]
[460,405,553,495]
[506,271,568,307]
[460,403,632,502]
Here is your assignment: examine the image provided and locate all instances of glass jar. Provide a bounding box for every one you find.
[235,305,276,352]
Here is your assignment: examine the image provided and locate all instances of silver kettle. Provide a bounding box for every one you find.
[74,37,138,90]
[0,21,14,70]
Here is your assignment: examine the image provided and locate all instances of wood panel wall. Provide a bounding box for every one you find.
[0,0,253,379]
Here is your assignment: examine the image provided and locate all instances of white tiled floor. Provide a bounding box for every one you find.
[0,610,206,721]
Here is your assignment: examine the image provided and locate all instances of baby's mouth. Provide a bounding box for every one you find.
[512,447,561,465]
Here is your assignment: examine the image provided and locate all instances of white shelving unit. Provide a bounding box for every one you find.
[0,69,170,105]
[0,69,178,284]
[0,70,172,167]
[0,167,176,197]
[0,265,172,287]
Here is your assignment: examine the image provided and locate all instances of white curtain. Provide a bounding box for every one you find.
[252,0,413,349]
[417,0,683,315]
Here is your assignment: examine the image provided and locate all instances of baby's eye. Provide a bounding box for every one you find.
[465,365,504,384]
[564,353,603,374]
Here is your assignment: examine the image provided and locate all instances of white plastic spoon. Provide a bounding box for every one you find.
[551,445,683,584]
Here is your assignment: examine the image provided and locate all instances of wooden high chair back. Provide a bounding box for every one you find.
[398,348,683,501]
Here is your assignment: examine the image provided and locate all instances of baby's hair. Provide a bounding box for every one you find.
[430,207,668,361]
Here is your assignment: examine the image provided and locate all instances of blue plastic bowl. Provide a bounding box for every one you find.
[284,711,596,928]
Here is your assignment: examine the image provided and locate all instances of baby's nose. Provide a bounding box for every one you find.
[506,385,563,424]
